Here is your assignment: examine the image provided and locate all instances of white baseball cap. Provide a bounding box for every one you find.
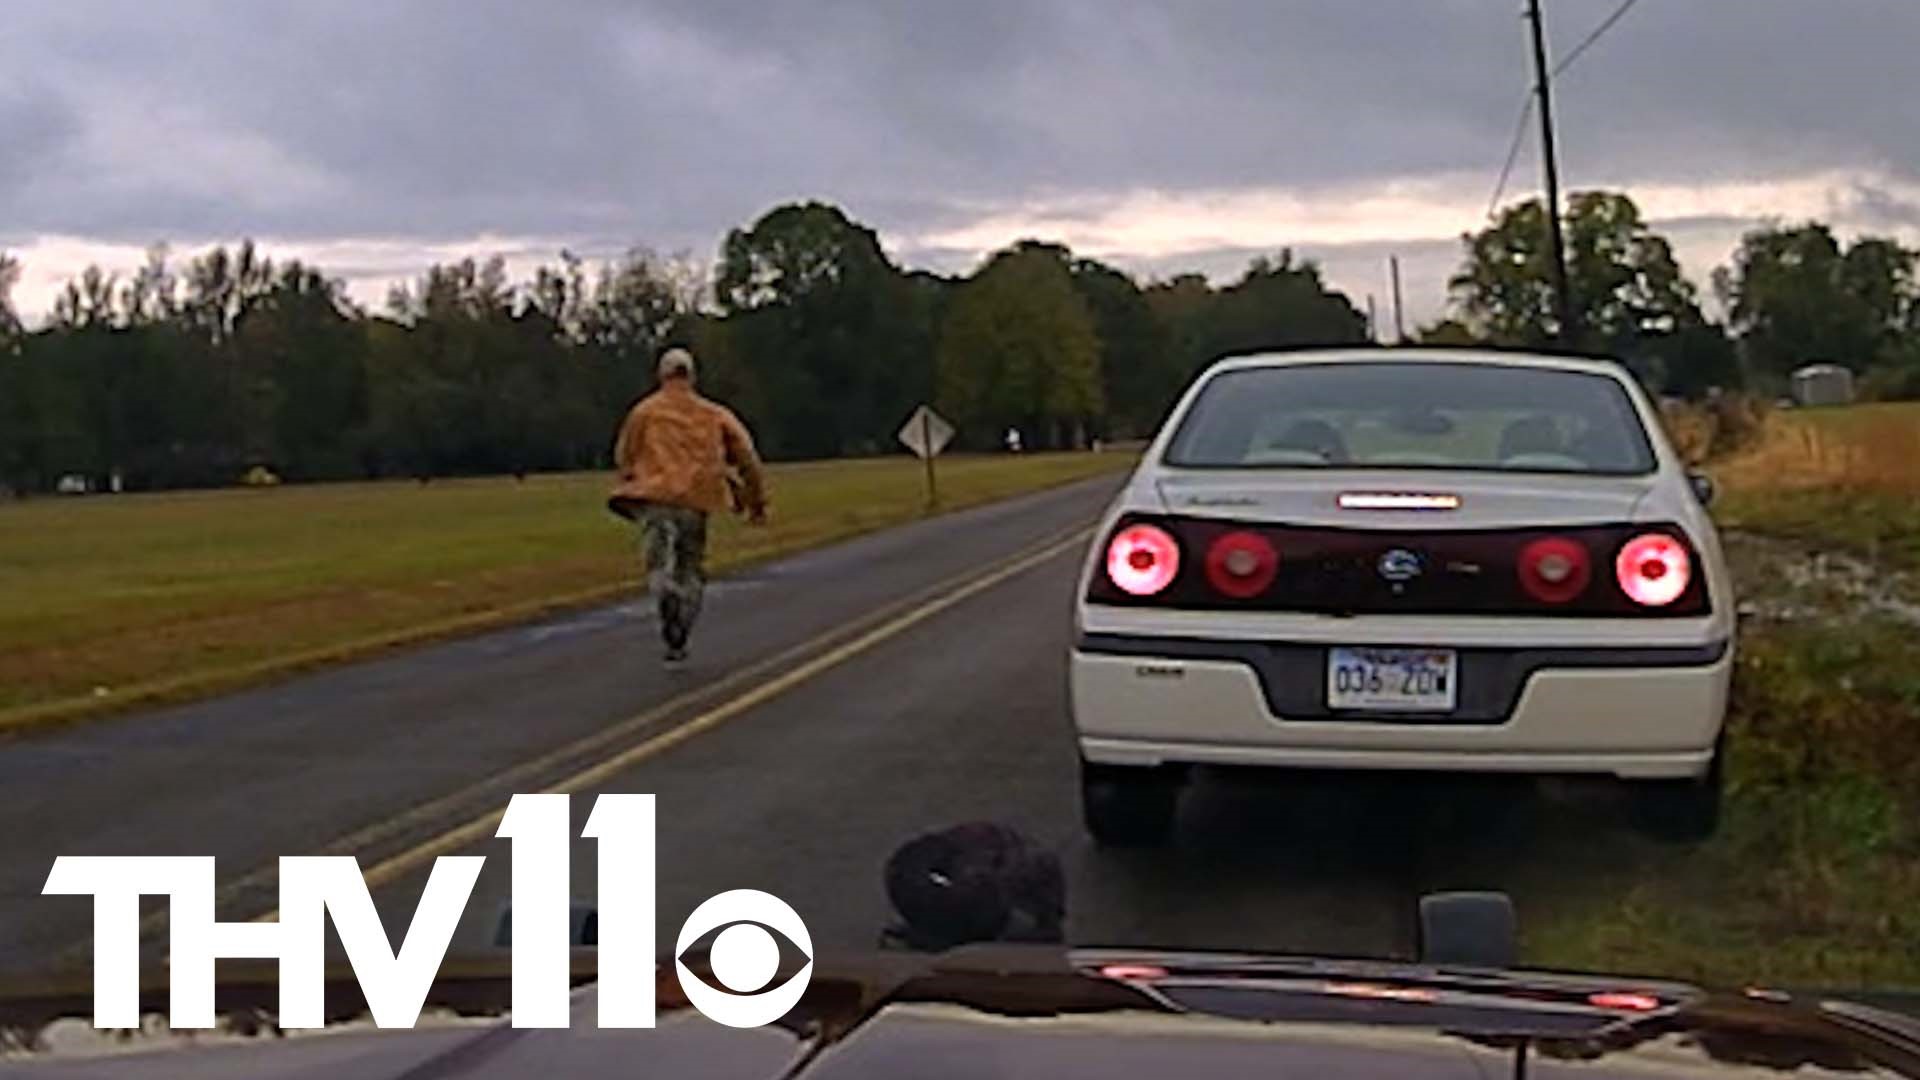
[657,348,696,381]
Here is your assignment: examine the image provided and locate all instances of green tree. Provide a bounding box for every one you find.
[717,202,927,457]
[0,252,31,492]
[0,200,1403,489]
[34,247,231,489]
[0,251,21,341]
[39,267,137,487]
[1451,191,1730,390]
[382,257,526,476]
[669,312,763,430]
[1143,254,1365,395]
[1201,251,1367,358]
[231,263,368,479]
[50,265,118,330]
[1716,224,1917,382]
[120,245,179,327]
[936,243,1102,448]
[180,242,278,345]
[1642,320,1740,400]
[583,248,701,440]
[1067,255,1178,439]
[181,242,284,475]
[1839,236,1917,339]
[362,316,448,480]
[518,253,610,472]
[1453,193,1699,347]
[1143,273,1215,380]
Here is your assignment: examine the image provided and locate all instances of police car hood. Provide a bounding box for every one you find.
[5,948,1917,1078]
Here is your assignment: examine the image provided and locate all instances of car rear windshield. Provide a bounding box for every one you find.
[1162,361,1657,475]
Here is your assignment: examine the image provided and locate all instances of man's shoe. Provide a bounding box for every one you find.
[663,645,689,669]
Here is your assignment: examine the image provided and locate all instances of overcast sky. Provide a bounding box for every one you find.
[5,1,1919,327]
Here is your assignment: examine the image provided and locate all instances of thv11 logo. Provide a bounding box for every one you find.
[42,794,812,1030]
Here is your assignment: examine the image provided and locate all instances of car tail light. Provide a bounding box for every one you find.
[1099,964,1168,981]
[1616,533,1691,607]
[1588,991,1661,1012]
[1517,537,1592,604]
[1106,524,1181,596]
[1204,531,1279,598]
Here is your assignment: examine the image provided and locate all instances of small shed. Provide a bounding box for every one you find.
[1790,363,1855,407]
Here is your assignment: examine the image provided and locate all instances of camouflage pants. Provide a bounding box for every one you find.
[634,504,709,648]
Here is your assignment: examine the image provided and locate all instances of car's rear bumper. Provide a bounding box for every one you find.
[1070,633,1732,780]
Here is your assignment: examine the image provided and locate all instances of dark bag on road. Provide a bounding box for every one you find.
[880,823,1065,951]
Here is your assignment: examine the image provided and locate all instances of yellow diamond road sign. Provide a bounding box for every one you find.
[898,405,955,460]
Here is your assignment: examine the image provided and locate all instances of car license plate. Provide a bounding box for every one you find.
[1327,647,1458,712]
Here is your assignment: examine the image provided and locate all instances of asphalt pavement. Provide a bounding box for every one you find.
[3,476,1111,980]
[4,470,1577,988]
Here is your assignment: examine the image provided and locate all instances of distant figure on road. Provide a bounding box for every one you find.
[608,348,768,667]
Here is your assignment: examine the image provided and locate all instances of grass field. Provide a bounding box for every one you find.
[1519,400,1920,989]
[1714,401,1920,575]
[0,452,1131,729]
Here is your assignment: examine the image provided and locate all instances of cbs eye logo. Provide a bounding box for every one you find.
[674,890,814,1027]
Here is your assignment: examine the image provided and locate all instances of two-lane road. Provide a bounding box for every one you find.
[6,472,1567,986]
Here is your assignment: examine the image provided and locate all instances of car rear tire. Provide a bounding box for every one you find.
[1081,761,1183,847]
[1631,741,1723,844]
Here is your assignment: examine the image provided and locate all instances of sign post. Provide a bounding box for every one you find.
[921,409,936,506]
[896,404,955,510]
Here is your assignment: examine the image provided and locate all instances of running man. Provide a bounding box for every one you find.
[608,348,768,666]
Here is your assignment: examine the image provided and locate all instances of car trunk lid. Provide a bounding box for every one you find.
[1154,469,1653,530]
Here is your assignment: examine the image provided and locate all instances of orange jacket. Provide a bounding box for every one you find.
[609,382,768,517]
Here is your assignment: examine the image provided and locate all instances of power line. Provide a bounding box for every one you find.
[1486,96,1535,219]
[1552,0,1642,77]
[1482,0,1641,220]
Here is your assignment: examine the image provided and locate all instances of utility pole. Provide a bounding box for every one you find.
[1366,293,1378,342]
[1525,0,1576,345]
[1389,256,1406,343]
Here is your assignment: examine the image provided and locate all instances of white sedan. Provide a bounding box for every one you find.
[1070,349,1734,845]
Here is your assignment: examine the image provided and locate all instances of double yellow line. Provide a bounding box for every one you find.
[56,521,1089,956]
[336,522,1090,901]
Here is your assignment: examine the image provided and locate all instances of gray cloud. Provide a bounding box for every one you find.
[0,83,71,170]
[1840,179,1920,233]
[3,1,1918,273]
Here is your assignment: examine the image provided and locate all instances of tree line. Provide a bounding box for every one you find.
[5,190,1914,495]
[0,202,1363,494]
[1434,190,1920,400]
